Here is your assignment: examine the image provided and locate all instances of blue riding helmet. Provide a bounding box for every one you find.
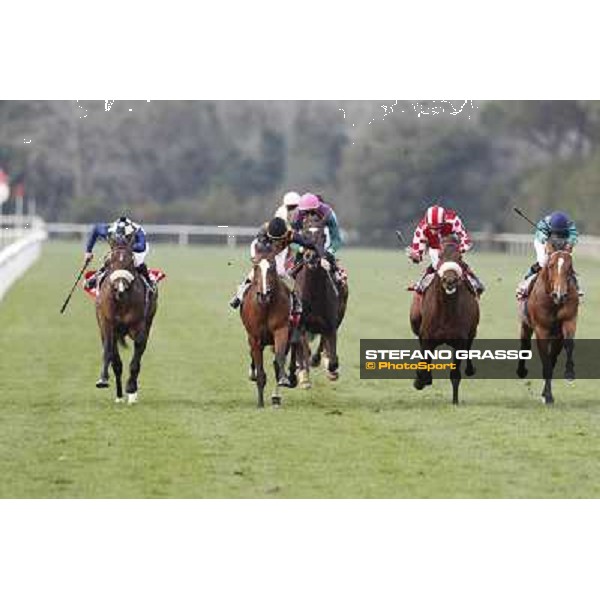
[548,211,570,235]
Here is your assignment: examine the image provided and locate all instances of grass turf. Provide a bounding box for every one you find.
[0,241,599,498]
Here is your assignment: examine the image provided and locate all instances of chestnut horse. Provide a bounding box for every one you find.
[240,246,293,408]
[409,237,480,404]
[292,216,348,387]
[95,240,158,404]
[517,243,579,404]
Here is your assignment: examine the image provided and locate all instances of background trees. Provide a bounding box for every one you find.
[1,100,599,235]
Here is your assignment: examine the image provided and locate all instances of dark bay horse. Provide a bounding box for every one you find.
[293,216,348,387]
[409,237,480,404]
[240,246,293,408]
[517,244,579,404]
[96,240,158,404]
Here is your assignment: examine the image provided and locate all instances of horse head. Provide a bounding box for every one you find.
[545,250,574,305]
[437,260,464,296]
[251,247,278,306]
[107,239,136,302]
[301,215,327,270]
[440,234,461,263]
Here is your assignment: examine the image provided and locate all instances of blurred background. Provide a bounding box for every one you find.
[1,100,599,242]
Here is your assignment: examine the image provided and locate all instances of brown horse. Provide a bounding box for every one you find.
[409,237,480,404]
[95,240,158,404]
[292,216,348,387]
[240,246,293,408]
[517,244,579,404]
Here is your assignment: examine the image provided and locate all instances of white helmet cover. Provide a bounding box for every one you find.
[282,191,301,207]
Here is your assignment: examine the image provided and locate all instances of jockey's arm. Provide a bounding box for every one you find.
[453,216,472,253]
[132,228,147,253]
[567,222,579,247]
[85,223,109,254]
[409,222,426,262]
[325,212,343,254]
[290,232,322,256]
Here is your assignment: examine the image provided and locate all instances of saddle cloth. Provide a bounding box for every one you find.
[83,269,166,300]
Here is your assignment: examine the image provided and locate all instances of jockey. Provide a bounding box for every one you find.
[229,216,323,313]
[274,190,301,223]
[84,216,155,291]
[290,193,343,275]
[408,204,485,295]
[516,210,582,298]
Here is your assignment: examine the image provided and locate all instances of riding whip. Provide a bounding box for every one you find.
[59,256,92,314]
[513,206,545,233]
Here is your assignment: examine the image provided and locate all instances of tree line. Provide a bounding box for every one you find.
[1,100,599,238]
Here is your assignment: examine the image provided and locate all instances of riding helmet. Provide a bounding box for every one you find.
[426,205,446,228]
[549,211,570,235]
[267,217,288,240]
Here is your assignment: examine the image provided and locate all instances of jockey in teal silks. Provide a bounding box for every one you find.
[516,211,582,298]
[289,193,344,280]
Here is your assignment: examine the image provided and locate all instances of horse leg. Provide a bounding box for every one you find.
[96,324,112,388]
[287,341,298,389]
[112,339,124,403]
[310,336,323,367]
[250,338,266,409]
[409,293,422,338]
[413,339,433,391]
[271,328,290,407]
[536,336,554,405]
[323,332,339,381]
[517,321,533,379]
[298,332,312,390]
[563,320,576,383]
[248,358,257,382]
[450,356,462,405]
[126,330,148,405]
[465,338,476,377]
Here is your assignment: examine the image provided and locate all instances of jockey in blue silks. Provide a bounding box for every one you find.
[84,216,154,290]
[517,211,582,298]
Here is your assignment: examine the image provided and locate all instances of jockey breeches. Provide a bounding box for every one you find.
[134,244,149,267]
[428,248,441,268]
[534,238,547,266]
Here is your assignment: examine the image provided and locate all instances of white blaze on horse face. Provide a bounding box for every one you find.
[259,259,269,295]
[556,257,565,297]
[118,280,125,293]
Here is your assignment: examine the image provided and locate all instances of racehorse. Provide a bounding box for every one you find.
[292,215,348,387]
[240,245,293,408]
[409,236,480,404]
[95,239,158,404]
[516,241,579,404]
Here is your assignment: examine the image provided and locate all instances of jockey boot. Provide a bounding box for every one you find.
[137,263,156,292]
[414,265,436,294]
[516,263,541,299]
[463,265,485,295]
[230,278,251,309]
[573,273,585,297]
[84,266,106,290]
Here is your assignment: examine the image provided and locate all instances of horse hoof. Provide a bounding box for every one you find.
[326,370,339,381]
[414,379,425,391]
[248,369,257,382]
[96,379,109,389]
[115,396,125,404]
[465,365,476,377]
[287,374,298,389]
[565,371,575,383]
[278,376,291,388]
[127,393,138,405]
[271,396,282,407]
[542,395,554,405]
[310,355,321,368]
[517,368,528,379]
